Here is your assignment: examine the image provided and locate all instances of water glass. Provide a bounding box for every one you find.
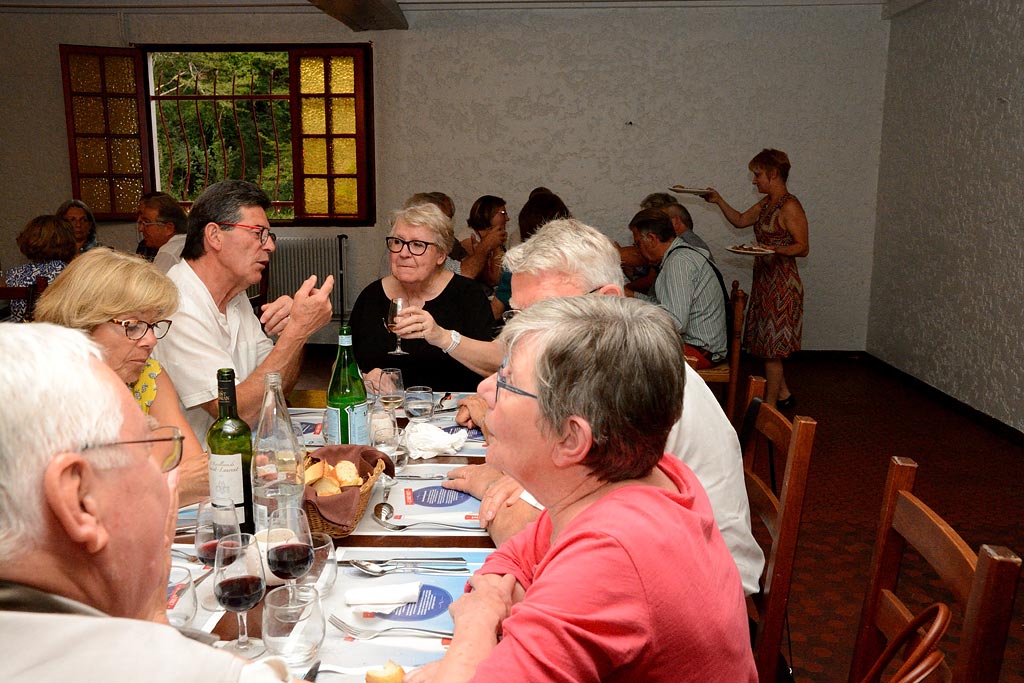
[299,532,337,595]
[166,566,197,628]
[405,385,434,423]
[372,425,408,473]
[262,584,325,670]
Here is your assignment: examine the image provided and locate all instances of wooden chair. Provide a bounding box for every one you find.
[741,375,817,683]
[856,602,950,683]
[697,279,747,424]
[0,276,48,321]
[848,456,1022,683]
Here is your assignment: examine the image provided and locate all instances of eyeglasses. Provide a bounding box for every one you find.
[83,425,184,473]
[137,219,167,228]
[495,356,538,403]
[218,222,277,245]
[111,318,172,340]
[386,236,437,256]
[501,309,519,323]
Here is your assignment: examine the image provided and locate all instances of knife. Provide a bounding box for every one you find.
[394,473,446,480]
[338,556,467,565]
[302,660,320,681]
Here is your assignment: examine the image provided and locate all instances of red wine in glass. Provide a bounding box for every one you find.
[197,540,220,567]
[215,575,266,612]
[268,543,314,581]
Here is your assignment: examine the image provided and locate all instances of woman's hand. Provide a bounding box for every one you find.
[702,188,723,204]
[395,306,452,348]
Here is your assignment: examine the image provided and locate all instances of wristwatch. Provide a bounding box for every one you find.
[443,330,462,354]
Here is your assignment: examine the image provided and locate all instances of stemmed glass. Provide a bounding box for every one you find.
[372,425,409,475]
[378,368,405,419]
[194,498,240,567]
[213,533,266,657]
[385,298,409,355]
[266,507,315,589]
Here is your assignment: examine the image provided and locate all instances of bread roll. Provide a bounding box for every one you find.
[365,660,404,683]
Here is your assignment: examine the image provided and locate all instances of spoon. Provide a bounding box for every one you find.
[373,501,395,522]
[350,559,469,576]
[370,512,479,532]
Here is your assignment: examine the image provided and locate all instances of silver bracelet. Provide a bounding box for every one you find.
[443,330,462,354]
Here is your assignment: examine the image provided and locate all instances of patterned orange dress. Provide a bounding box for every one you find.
[745,193,804,359]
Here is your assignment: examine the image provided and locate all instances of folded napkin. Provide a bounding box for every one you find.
[406,423,467,460]
[344,580,422,614]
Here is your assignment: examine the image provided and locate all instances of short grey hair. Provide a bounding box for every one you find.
[502,218,624,292]
[0,323,126,560]
[499,296,684,482]
[392,203,455,256]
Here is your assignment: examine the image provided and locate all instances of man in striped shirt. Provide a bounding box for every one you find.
[629,208,727,369]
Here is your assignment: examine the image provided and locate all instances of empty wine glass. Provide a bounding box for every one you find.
[214,533,266,657]
[378,368,405,419]
[385,298,409,355]
[299,532,337,595]
[266,507,314,588]
[372,425,409,474]
[166,566,198,629]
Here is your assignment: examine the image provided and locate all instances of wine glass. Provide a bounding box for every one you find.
[266,507,315,588]
[378,368,405,419]
[213,533,266,657]
[165,566,198,629]
[385,298,409,355]
[372,425,409,474]
[299,532,338,595]
[194,498,240,567]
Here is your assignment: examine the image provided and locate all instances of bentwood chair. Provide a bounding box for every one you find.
[0,276,48,321]
[741,376,817,683]
[697,280,747,425]
[848,456,1021,683]
[856,602,950,683]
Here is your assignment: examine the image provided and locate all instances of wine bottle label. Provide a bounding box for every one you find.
[209,452,245,523]
[324,406,341,445]
[346,402,369,445]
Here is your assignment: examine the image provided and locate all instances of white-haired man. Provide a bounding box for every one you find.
[0,323,289,682]
[407,218,763,595]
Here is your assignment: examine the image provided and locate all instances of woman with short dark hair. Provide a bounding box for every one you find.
[3,215,76,321]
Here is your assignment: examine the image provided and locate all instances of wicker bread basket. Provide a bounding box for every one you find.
[303,447,389,538]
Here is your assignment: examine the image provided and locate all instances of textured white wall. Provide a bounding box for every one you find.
[868,0,1024,430]
[0,5,888,351]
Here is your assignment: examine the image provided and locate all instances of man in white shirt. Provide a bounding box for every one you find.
[153,180,333,437]
[0,323,289,683]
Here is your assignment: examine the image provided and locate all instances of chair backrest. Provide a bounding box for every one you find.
[0,276,48,321]
[742,378,817,683]
[857,602,950,683]
[848,457,1022,683]
[696,279,747,423]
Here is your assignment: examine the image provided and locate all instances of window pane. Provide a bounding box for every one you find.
[108,98,139,135]
[304,137,327,174]
[299,57,324,94]
[111,138,142,174]
[301,98,326,135]
[330,57,354,94]
[73,96,106,134]
[332,138,356,175]
[104,56,136,93]
[304,177,328,214]
[333,177,358,214]
[69,54,102,92]
[113,177,144,213]
[77,138,109,174]
[331,97,355,135]
[80,178,111,213]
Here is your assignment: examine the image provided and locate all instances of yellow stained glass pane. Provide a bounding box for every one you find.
[76,139,108,174]
[299,57,324,94]
[73,96,105,134]
[301,98,326,135]
[104,56,135,93]
[80,178,111,213]
[113,178,143,213]
[304,178,328,214]
[111,138,142,174]
[108,98,138,135]
[69,54,102,92]
[303,137,327,175]
[330,57,354,94]
[331,98,356,135]
[333,178,358,215]
[331,138,357,174]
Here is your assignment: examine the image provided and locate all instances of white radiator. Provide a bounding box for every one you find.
[260,236,345,315]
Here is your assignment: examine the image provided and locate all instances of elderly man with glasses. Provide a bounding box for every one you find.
[406,218,763,596]
[153,179,334,437]
[0,322,290,682]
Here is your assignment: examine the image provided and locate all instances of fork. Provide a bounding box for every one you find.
[329,614,453,640]
[370,514,479,532]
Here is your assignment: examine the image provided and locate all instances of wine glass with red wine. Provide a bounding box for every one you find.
[266,507,315,588]
[213,533,266,656]
[194,498,240,567]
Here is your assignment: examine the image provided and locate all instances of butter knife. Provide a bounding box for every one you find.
[338,556,466,566]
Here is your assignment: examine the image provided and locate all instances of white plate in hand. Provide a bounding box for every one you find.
[726,244,773,255]
[669,185,711,195]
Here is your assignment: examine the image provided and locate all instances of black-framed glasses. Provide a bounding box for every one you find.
[83,425,184,473]
[111,318,172,340]
[495,357,538,403]
[218,222,277,245]
[386,236,437,256]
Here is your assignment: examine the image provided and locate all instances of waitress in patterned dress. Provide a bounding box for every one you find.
[704,148,809,408]
[34,248,208,504]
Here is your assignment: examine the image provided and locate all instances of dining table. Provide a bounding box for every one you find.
[174,389,497,681]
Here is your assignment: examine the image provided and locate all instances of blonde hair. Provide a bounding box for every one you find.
[35,248,179,331]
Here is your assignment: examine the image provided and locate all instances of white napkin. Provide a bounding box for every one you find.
[345,580,422,613]
[406,423,467,460]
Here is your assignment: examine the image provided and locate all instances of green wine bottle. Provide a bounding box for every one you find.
[205,368,254,533]
[325,324,369,445]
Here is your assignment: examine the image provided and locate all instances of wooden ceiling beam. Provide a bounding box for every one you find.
[307,0,409,31]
